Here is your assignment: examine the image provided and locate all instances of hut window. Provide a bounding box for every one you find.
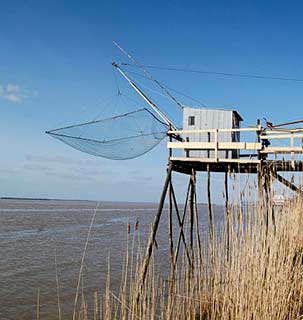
[188,116,195,126]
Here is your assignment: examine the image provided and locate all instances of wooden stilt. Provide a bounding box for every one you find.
[136,163,173,302]
[263,166,270,236]
[193,171,202,266]
[189,170,195,262]
[266,167,276,231]
[168,130,174,264]
[257,163,263,222]
[258,165,263,196]
[207,164,215,290]
[225,170,230,262]
[168,176,174,264]
[257,120,263,214]
[273,171,302,194]
[173,178,192,267]
[207,165,214,245]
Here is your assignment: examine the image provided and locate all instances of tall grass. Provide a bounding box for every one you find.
[37,178,303,319]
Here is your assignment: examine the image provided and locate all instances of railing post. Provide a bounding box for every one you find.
[214,129,218,162]
[207,132,210,158]
[186,137,190,158]
[290,132,295,169]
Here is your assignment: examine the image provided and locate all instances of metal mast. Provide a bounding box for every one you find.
[112,61,177,130]
[113,40,183,110]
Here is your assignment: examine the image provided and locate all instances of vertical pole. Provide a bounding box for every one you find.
[265,166,275,233]
[186,137,190,158]
[167,137,175,310]
[207,132,211,158]
[290,132,295,169]
[168,130,174,264]
[173,178,192,267]
[207,164,215,291]
[170,182,193,268]
[270,169,276,232]
[189,170,195,262]
[136,163,173,302]
[263,166,269,236]
[214,129,218,161]
[207,165,214,245]
[257,119,263,209]
[207,164,214,267]
[225,170,230,262]
[193,172,202,267]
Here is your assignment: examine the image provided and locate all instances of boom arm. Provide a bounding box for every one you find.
[112,62,177,130]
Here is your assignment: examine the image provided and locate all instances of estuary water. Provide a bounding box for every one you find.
[0,199,224,320]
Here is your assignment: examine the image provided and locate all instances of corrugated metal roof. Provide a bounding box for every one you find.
[182,105,243,121]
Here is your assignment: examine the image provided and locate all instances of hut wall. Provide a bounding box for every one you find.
[182,107,242,159]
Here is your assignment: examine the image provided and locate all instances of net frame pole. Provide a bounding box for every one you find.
[113,40,183,110]
[112,62,177,130]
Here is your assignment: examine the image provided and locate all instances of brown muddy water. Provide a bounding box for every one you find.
[0,199,224,320]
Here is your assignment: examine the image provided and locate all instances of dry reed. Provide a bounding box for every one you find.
[39,179,303,319]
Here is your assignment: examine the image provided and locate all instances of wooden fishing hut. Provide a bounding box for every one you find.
[45,48,303,298]
[110,58,303,292]
[138,105,303,290]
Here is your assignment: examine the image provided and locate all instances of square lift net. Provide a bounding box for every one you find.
[46,108,168,160]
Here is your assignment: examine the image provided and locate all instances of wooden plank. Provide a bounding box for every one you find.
[263,128,303,134]
[170,157,218,163]
[219,142,261,150]
[168,127,259,135]
[260,133,303,140]
[170,156,261,164]
[260,147,303,154]
[168,142,216,149]
[273,172,302,193]
[167,142,262,150]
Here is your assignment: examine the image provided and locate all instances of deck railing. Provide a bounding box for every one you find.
[167,126,303,164]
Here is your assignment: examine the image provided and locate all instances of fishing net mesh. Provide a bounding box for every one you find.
[46,108,167,160]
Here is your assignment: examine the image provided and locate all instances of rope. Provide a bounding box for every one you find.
[125,69,207,107]
[113,41,183,109]
[122,63,303,83]
[112,66,121,95]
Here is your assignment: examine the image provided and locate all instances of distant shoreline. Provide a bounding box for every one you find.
[0,197,213,206]
[0,197,94,202]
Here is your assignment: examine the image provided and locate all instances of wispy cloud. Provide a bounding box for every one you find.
[26,154,101,166]
[23,164,52,172]
[44,171,95,181]
[0,83,34,103]
[0,168,18,174]
[25,154,112,178]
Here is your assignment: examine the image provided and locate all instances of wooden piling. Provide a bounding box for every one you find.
[189,170,195,262]
[207,165,214,246]
[225,170,230,262]
[171,178,193,268]
[136,162,173,302]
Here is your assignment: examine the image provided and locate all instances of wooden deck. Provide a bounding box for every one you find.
[168,126,303,174]
[170,159,303,175]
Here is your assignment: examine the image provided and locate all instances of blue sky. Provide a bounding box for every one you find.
[1,0,303,202]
